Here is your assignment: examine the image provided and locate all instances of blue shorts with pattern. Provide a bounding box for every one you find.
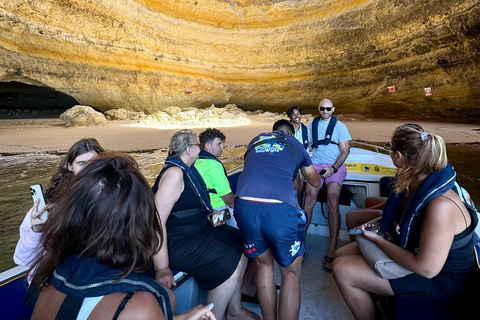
[234,198,306,267]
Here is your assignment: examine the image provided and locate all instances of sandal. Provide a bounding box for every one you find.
[322,255,334,270]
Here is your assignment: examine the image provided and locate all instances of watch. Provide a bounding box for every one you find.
[331,165,338,173]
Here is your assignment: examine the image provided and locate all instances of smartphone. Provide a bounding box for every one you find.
[319,169,326,176]
[348,224,380,235]
[30,184,48,220]
[209,208,231,225]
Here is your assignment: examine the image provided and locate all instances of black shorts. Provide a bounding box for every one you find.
[167,219,243,291]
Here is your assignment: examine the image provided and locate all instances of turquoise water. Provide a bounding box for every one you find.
[0,144,478,273]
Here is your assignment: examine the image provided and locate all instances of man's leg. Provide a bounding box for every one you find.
[278,256,302,320]
[255,249,277,320]
[303,181,321,235]
[324,182,342,268]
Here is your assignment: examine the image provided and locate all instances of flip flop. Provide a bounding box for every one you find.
[322,255,334,270]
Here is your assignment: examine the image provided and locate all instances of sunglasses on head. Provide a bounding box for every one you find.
[384,143,399,152]
[320,107,332,111]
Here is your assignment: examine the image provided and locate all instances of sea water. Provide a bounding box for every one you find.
[0,144,478,272]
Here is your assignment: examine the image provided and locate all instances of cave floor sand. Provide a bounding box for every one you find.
[0,115,479,154]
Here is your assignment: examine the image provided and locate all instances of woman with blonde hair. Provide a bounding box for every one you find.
[333,123,478,320]
[152,129,259,320]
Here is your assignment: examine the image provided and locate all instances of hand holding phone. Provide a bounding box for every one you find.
[208,208,231,226]
[30,184,48,221]
[319,169,326,176]
[348,223,380,235]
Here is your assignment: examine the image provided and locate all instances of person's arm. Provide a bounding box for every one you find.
[153,167,184,288]
[323,140,350,178]
[119,290,215,320]
[301,164,321,188]
[220,192,235,208]
[13,206,43,267]
[364,195,460,278]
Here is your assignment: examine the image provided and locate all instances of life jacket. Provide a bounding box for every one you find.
[380,163,475,251]
[300,123,309,150]
[34,254,173,320]
[244,130,301,180]
[311,115,338,148]
[152,156,212,219]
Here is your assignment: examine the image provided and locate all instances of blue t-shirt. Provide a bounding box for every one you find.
[236,131,312,208]
[307,118,351,164]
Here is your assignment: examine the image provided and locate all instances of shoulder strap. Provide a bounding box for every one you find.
[323,116,338,146]
[312,116,320,148]
[55,296,84,320]
[113,292,135,320]
[301,123,309,149]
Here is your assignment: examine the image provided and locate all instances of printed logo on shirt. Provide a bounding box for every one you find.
[255,135,285,153]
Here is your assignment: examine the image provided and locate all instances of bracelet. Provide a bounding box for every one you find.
[331,165,338,173]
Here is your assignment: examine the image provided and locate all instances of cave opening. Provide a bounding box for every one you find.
[0,82,78,118]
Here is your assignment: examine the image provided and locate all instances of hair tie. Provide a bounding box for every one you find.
[421,131,430,141]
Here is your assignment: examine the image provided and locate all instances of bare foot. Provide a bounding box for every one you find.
[226,307,261,320]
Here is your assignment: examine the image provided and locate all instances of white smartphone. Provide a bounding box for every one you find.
[30,184,48,221]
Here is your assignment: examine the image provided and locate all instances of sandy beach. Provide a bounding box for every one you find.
[0,115,479,154]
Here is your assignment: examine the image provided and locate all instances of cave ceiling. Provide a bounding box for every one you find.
[1,0,479,120]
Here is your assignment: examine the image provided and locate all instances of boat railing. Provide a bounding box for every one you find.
[227,164,244,176]
[349,140,390,155]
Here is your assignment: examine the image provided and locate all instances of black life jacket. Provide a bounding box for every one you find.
[312,115,338,148]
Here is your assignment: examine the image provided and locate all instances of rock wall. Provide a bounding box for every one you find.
[1,0,479,120]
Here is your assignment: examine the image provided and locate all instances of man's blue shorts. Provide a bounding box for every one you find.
[234,198,306,267]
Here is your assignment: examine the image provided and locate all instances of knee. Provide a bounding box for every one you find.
[327,198,340,211]
[332,257,352,285]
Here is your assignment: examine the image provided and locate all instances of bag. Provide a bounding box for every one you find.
[355,234,413,279]
[317,184,354,206]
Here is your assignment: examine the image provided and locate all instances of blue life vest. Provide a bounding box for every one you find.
[50,254,173,320]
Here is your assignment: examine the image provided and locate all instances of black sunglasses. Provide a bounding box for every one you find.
[319,107,332,111]
[384,143,399,152]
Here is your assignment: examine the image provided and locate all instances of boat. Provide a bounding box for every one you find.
[0,141,396,319]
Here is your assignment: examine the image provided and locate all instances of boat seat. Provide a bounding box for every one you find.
[379,176,395,197]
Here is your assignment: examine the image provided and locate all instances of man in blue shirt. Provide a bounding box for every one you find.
[304,99,352,269]
[235,120,321,320]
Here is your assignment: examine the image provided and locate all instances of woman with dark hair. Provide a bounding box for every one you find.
[152,129,260,320]
[14,138,104,267]
[30,153,215,320]
[333,124,478,319]
[286,106,310,206]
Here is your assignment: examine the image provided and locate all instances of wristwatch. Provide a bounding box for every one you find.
[331,165,338,173]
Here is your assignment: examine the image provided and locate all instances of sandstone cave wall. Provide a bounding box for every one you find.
[0,0,479,120]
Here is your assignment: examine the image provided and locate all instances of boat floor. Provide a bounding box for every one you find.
[241,232,354,320]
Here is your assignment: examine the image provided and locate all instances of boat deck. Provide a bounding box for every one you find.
[242,232,353,319]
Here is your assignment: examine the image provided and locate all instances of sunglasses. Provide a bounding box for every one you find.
[384,143,399,152]
[319,107,333,111]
